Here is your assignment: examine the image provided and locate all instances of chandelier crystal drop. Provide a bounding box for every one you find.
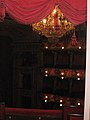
[32,5,75,38]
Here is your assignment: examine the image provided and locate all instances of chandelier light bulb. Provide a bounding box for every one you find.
[43,19,47,24]
[53,9,57,14]
[64,20,67,24]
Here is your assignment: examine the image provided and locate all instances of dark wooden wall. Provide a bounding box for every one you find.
[0,18,86,108]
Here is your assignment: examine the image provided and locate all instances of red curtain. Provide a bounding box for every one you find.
[0,0,5,22]
[5,0,56,24]
[58,0,87,25]
[0,0,87,25]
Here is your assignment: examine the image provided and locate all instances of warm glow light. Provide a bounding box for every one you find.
[45,74,48,77]
[45,100,48,102]
[79,46,82,49]
[45,95,48,99]
[45,70,48,73]
[60,104,63,106]
[78,102,81,106]
[9,116,12,119]
[77,77,80,80]
[39,117,41,120]
[60,99,63,102]
[43,19,47,24]
[61,72,64,75]
[77,73,80,76]
[32,5,74,38]
[61,77,64,79]
[45,46,48,49]
[53,9,57,14]
[62,46,64,49]
[64,20,67,24]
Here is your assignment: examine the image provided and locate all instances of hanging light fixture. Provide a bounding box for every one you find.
[32,5,75,39]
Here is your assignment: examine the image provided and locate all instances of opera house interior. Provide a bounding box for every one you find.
[0,0,87,120]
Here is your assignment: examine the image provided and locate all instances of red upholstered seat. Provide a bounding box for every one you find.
[63,106,84,120]
[5,107,62,118]
[68,114,83,120]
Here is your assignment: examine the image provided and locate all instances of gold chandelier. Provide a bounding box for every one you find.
[32,5,75,38]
